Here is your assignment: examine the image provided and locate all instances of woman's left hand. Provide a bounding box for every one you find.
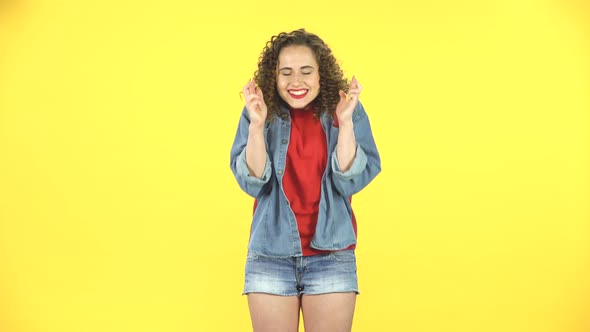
[335,75,362,124]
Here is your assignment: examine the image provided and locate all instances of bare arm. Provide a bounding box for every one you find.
[246,123,267,178]
[336,120,356,172]
[242,79,269,178]
[335,76,362,172]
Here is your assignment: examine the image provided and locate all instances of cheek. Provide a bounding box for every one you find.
[276,78,287,90]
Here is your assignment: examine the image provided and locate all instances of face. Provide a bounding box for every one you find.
[276,45,320,110]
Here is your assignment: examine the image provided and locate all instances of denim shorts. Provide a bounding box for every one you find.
[243,249,359,297]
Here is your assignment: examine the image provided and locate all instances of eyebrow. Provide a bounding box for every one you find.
[278,65,315,71]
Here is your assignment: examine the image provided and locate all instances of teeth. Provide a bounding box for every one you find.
[289,90,307,96]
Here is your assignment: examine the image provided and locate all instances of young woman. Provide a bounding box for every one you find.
[230,28,381,332]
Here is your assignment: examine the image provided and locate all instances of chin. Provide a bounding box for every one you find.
[288,101,309,109]
[285,97,317,110]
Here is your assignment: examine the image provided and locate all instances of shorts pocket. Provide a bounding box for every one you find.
[330,250,357,273]
[330,250,355,260]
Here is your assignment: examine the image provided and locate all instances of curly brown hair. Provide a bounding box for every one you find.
[254,28,349,121]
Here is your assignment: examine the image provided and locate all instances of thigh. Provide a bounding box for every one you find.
[301,292,356,332]
[248,293,301,332]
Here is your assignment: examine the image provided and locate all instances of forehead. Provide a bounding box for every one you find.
[277,45,318,67]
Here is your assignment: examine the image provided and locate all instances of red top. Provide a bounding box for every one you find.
[282,107,357,256]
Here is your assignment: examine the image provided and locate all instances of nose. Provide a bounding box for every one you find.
[290,72,304,84]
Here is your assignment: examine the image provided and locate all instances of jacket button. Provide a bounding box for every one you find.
[278,170,283,175]
[282,139,287,144]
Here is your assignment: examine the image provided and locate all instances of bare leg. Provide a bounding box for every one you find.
[247,293,301,332]
[301,292,356,332]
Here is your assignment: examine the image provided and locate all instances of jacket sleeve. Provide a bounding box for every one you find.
[229,106,272,198]
[330,101,381,197]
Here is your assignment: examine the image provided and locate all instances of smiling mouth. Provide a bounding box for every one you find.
[288,89,308,99]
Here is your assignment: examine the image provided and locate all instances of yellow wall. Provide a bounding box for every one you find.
[1,0,589,331]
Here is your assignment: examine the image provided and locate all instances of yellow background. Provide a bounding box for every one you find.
[1,0,589,331]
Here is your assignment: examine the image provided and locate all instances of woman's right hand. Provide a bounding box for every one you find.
[242,79,267,128]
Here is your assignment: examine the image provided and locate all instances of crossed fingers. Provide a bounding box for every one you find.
[347,75,362,101]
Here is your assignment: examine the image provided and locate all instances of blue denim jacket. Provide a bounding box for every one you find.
[229,101,381,257]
